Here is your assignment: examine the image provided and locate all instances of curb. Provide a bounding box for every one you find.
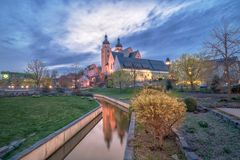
[172,128,202,160]
[124,112,136,160]
[93,94,130,111]
[198,106,240,129]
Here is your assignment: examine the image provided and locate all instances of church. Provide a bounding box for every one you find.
[101,35,169,81]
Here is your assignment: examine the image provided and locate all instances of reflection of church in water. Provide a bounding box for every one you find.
[101,100,129,149]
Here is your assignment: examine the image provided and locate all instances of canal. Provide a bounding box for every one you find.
[48,99,130,160]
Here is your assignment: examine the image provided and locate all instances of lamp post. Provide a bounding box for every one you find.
[165,58,171,79]
[165,57,171,67]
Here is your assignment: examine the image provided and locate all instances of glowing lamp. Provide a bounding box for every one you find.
[165,58,171,66]
[3,74,9,79]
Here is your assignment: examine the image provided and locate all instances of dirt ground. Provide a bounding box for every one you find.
[133,124,185,160]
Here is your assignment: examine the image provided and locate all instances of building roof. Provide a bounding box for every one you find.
[116,55,168,72]
[112,51,124,58]
[112,50,139,59]
[129,51,139,58]
[210,56,239,63]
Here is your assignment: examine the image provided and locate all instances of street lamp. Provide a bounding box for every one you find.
[165,57,171,66]
[165,57,172,79]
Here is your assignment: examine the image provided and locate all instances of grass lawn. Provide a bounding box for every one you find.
[167,90,184,98]
[0,96,98,159]
[180,112,240,160]
[85,87,140,101]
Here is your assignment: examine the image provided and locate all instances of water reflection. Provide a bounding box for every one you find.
[60,99,129,160]
[101,100,129,149]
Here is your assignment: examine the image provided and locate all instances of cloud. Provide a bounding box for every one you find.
[55,0,195,53]
[1,0,240,73]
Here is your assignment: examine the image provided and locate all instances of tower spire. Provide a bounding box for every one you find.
[103,34,110,44]
[115,37,122,48]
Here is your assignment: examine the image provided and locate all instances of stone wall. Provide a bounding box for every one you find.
[0,90,39,97]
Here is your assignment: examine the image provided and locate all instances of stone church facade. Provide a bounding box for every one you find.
[101,35,169,81]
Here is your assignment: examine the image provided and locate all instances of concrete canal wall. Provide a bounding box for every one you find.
[11,107,102,160]
[93,94,130,111]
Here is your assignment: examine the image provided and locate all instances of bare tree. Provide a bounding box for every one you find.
[71,64,81,90]
[171,54,204,90]
[26,59,46,88]
[205,22,240,94]
[51,70,58,87]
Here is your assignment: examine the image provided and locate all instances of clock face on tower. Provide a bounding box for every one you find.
[2,74,9,79]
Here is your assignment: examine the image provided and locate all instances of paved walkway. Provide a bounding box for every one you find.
[218,108,240,119]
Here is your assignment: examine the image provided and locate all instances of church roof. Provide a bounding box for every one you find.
[112,50,139,59]
[116,55,168,72]
[112,51,124,58]
[129,51,139,58]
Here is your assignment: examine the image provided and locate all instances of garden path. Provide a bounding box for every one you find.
[218,108,240,119]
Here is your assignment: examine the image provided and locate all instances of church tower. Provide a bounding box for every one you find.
[114,38,123,52]
[101,35,111,74]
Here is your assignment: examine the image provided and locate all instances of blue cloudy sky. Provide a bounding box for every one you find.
[0,0,240,73]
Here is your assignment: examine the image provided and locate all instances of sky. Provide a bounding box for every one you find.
[0,0,240,73]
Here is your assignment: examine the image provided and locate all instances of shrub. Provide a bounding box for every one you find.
[198,121,208,128]
[56,87,65,93]
[231,84,240,94]
[165,79,173,91]
[184,97,197,112]
[186,127,196,133]
[73,90,81,96]
[218,98,228,102]
[223,147,231,154]
[131,89,186,148]
[41,87,50,94]
[32,95,41,98]
[232,96,240,101]
[210,75,221,93]
[158,77,163,81]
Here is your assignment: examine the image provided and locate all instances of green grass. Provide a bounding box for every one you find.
[85,87,140,100]
[167,90,183,98]
[0,96,98,159]
[85,88,186,101]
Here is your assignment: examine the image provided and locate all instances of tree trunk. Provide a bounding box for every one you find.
[36,80,40,89]
[226,66,231,95]
[224,33,231,95]
[133,72,136,88]
[190,81,194,91]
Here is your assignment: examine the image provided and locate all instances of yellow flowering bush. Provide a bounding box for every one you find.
[131,89,186,148]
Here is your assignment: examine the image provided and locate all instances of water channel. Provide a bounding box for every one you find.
[48,99,130,160]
